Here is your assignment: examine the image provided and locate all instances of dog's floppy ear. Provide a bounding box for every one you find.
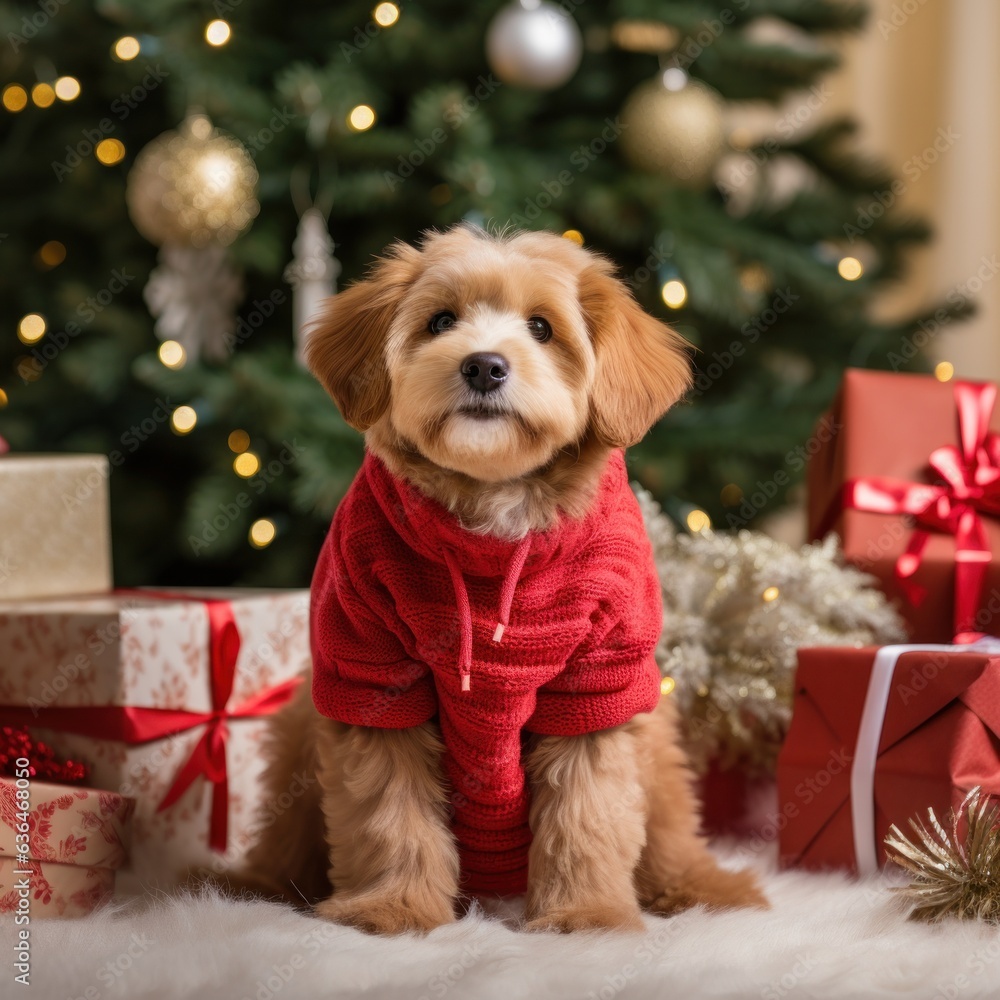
[580,260,692,448]
[305,242,421,431]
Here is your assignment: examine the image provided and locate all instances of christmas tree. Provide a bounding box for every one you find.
[0,0,966,588]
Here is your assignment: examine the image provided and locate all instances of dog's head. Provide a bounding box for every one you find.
[307,226,691,482]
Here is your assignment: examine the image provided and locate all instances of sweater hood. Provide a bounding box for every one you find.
[362,449,627,578]
[363,449,629,691]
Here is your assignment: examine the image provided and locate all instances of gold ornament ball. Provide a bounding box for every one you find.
[126,114,259,248]
[620,77,726,188]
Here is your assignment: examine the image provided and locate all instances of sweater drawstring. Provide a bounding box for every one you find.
[442,535,532,693]
[442,548,474,692]
[493,536,531,644]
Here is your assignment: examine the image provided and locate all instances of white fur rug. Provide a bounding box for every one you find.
[4,845,999,1000]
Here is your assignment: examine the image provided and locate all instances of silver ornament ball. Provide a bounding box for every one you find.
[485,0,583,90]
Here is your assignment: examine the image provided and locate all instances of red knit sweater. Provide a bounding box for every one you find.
[311,449,662,895]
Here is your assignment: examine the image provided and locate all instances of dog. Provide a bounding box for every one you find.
[238,225,766,934]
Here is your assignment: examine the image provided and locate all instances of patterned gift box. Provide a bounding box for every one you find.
[0,454,113,601]
[0,589,308,886]
[0,778,134,918]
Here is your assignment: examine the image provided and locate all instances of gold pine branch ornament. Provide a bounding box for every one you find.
[885,787,1000,923]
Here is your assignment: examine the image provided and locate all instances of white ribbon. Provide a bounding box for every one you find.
[850,643,973,875]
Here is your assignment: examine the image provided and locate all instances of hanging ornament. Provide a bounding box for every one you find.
[284,207,340,366]
[144,245,244,361]
[634,488,906,775]
[485,0,583,90]
[885,787,1000,924]
[620,68,726,189]
[126,112,260,360]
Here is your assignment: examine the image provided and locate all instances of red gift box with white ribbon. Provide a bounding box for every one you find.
[777,643,1000,873]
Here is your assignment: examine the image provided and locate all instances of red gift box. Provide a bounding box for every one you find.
[807,370,1000,642]
[777,644,1000,873]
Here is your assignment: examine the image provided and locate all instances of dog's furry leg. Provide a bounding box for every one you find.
[314,718,460,935]
[225,677,329,906]
[633,697,768,914]
[524,726,646,932]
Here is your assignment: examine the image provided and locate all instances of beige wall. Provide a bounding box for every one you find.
[830,0,1000,380]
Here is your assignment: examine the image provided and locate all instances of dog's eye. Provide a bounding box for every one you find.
[527,316,552,343]
[428,311,457,335]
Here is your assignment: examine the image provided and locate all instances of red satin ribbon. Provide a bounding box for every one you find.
[841,381,1000,640]
[0,591,302,852]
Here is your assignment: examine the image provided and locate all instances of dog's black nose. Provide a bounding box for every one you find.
[460,353,509,394]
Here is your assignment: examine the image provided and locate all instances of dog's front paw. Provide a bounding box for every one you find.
[525,902,645,934]
[645,865,768,916]
[315,891,455,935]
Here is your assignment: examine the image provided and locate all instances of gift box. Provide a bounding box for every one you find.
[0,589,308,885]
[0,778,134,918]
[807,370,1000,642]
[777,643,1000,873]
[697,759,776,839]
[0,454,112,601]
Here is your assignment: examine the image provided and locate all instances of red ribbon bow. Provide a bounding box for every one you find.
[0,592,302,852]
[842,381,1000,640]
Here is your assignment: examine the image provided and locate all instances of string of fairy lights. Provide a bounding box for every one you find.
[3,2,958,550]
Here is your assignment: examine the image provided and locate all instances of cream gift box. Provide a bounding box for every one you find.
[0,454,112,600]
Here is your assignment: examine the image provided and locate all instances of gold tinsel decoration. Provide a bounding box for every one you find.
[635,488,906,775]
[885,788,1000,924]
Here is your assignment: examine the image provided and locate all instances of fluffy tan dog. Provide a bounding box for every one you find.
[239,225,766,933]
